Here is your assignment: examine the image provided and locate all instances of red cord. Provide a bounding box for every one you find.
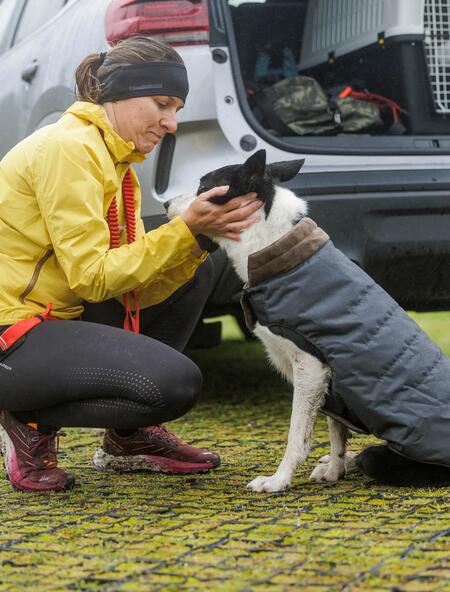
[106,199,120,249]
[338,87,405,124]
[122,171,136,243]
[106,169,140,333]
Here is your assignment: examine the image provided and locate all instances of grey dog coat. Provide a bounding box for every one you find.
[241,218,450,467]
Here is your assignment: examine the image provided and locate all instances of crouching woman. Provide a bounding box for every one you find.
[0,36,261,492]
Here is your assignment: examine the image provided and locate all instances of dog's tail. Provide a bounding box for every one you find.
[356,445,450,487]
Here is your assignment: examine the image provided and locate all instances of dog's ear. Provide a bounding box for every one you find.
[240,149,267,184]
[208,150,267,205]
[267,159,305,183]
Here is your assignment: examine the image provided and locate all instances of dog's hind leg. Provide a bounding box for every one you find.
[309,418,353,482]
[247,353,330,493]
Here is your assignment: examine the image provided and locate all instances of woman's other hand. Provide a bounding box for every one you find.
[180,186,262,241]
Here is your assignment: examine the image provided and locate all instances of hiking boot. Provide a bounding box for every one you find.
[0,411,75,493]
[92,424,221,474]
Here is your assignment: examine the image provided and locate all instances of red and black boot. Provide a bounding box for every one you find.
[93,424,220,474]
[0,411,75,493]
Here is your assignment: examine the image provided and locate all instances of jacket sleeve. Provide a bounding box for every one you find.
[130,217,208,309]
[33,136,202,302]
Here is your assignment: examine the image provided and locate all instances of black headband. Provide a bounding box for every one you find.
[99,62,189,103]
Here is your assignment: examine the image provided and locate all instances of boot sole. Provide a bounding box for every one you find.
[9,474,76,493]
[92,448,214,474]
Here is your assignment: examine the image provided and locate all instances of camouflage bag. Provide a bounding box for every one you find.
[333,86,405,134]
[254,76,384,136]
[334,96,382,132]
[255,76,340,136]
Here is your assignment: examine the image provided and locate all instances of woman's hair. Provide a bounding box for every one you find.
[75,36,184,103]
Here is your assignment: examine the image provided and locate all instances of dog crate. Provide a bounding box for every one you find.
[299,0,426,70]
[298,0,450,133]
[423,0,450,114]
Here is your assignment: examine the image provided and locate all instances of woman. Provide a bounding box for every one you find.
[0,36,261,493]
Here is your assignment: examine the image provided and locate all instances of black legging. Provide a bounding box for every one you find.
[0,258,213,429]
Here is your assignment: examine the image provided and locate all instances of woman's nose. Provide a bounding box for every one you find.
[161,114,177,134]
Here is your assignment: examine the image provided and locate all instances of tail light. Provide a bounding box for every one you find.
[105,0,209,46]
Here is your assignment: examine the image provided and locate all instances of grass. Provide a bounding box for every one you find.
[0,314,449,591]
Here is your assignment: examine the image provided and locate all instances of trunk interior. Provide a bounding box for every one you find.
[227,0,450,153]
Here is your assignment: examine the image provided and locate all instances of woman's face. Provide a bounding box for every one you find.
[104,95,184,154]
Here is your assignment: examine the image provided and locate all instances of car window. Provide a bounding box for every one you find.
[13,0,67,46]
[0,0,19,50]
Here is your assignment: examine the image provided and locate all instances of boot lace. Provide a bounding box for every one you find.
[144,425,184,446]
[30,430,66,469]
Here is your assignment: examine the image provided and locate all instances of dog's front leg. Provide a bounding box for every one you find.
[247,355,329,493]
[309,417,354,482]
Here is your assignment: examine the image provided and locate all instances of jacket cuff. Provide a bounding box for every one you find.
[171,215,198,248]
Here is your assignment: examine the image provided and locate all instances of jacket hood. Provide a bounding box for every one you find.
[64,101,147,164]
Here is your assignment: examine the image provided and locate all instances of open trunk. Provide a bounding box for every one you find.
[226,0,450,154]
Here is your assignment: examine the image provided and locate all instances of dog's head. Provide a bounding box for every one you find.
[196,149,304,219]
[166,150,306,278]
[167,149,304,221]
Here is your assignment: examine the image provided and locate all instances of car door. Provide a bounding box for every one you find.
[0,0,68,157]
[0,0,26,156]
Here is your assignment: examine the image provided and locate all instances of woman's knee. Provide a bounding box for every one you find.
[154,354,203,419]
[172,356,203,415]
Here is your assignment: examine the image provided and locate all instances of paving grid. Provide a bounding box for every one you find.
[0,318,449,591]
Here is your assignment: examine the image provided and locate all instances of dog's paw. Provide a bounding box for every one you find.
[317,451,358,470]
[246,474,290,493]
[309,460,346,482]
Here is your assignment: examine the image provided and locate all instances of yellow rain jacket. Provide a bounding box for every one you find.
[0,101,206,325]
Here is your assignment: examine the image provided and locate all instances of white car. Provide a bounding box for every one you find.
[1,0,450,331]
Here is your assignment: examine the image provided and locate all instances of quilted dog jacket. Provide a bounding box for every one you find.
[241,217,450,467]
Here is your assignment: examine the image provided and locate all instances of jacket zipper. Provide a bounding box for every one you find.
[19,248,54,304]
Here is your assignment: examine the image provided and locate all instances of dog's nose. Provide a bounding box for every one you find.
[163,200,170,211]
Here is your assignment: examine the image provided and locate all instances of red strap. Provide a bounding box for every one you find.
[0,303,56,352]
[122,291,140,333]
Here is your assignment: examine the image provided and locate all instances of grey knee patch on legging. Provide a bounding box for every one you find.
[68,367,164,406]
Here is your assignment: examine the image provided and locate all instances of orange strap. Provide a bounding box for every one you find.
[0,302,56,352]
[106,168,140,334]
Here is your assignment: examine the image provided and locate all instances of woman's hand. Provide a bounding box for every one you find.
[180,186,262,241]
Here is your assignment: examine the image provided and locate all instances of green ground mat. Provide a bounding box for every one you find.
[0,313,449,591]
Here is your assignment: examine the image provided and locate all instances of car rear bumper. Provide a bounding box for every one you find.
[292,169,450,310]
